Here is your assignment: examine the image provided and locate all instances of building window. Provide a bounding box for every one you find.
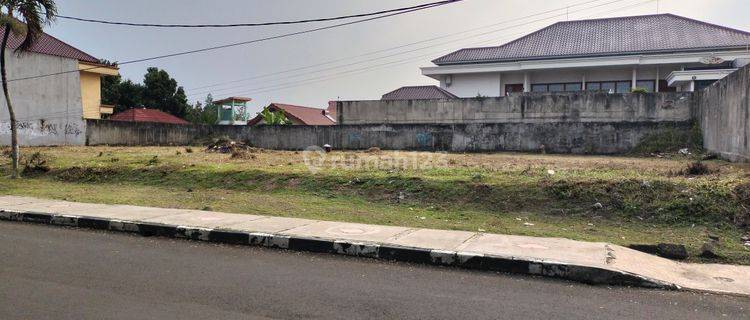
[585,81,631,93]
[615,81,631,93]
[530,82,583,93]
[547,84,564,92]
[635,80,655,92]
[531,84,547,92]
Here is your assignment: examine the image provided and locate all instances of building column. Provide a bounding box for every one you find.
[499,73,505,96]
[631,68,637,90]
[582,74,587,91]
[655,66,660,92]
[689,80,695,92]
[523,72,530,93]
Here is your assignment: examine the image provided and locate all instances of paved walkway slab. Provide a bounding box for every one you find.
[281,221,413,242]
[230,216,317,234]
[385,229,478,251]
[1,195,749,297]
[143,211,266,229]
[458,233,608,267]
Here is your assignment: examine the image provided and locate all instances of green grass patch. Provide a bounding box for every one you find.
[1,146,749,264]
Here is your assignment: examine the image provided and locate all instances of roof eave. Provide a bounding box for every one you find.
[433,45,750,66]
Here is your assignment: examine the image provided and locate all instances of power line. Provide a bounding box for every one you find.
[56,0,461,28]
[187,0,611,92]
[7,0,462,83]
[205,0,657,99]
[187,0,636,98]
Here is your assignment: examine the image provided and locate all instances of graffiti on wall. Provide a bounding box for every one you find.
[0,119,83,145]
[416,132,433,147]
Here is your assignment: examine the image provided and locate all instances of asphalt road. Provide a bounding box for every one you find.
[0,222,747,320]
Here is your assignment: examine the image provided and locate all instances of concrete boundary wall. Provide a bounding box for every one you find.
[696,64,750,162]
[86,120,691,154]
[337,92,694,125]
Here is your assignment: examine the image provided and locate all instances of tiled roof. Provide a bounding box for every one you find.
[214,96,253,105]
[109,108,190,125]
[381,85,458,100]
[0,25,100,63]
[433,14,750,65]
[248,103,336,126]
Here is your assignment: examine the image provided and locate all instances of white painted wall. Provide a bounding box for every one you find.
[0,50,85,146]
[441,65,685,97]
[442,73,500,98]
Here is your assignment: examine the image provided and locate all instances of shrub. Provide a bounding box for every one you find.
[682,161,711,176]
[631,87,649,94]
[22,152,51,175]
[631,123,703,155]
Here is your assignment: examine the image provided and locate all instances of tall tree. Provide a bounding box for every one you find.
[186,93,218,124]
[0,0,57,178]
[142,67,189,118]
[101,74,145,113]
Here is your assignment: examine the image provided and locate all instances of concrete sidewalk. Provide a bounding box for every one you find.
[1,195,748,296]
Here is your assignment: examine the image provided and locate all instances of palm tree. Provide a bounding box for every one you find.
[0,0,57,178]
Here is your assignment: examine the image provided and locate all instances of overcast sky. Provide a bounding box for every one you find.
[49,0,750,114]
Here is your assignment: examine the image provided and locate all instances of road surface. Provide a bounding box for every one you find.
[0,222,746,319]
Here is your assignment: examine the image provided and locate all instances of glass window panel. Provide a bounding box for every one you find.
[616,81,631,93]
[600,82,616,92]
[565,83,582,91]
[548,84,564,92]
[531,84,547,92]
[636,80,654,92]
[586,82,601,91]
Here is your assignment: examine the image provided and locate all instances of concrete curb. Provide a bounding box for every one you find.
[0,209,677,290]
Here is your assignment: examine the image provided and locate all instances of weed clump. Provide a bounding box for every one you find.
[631,123,703,155]
[231,150,256,160]
[22,152,51,175]
[366,147,381,154]
[681,161,712,176]
[146,156,159,166]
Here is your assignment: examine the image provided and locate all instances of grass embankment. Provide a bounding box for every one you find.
[1,146,749,264]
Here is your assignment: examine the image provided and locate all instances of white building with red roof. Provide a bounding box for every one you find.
[421,14,750,97]
[0,26,118,146]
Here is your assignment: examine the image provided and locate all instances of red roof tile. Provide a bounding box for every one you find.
[1,25,100,63]
[248,103,336,126]
[109,108,190,125]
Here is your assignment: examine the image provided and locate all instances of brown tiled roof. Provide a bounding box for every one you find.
[109,108,190,125]
[248,103,335,126]
[381,85,458,100]
[213,96,253,105]
[1,25,100,63]
[433,14,750,65]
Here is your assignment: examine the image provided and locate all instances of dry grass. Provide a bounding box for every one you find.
[1,146,749,264]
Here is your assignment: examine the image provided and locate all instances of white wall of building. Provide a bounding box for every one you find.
[440,65,684,98]
[0,50,85,146]
[441,73,501,98]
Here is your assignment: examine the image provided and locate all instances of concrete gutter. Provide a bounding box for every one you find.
[1,196,748,296]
